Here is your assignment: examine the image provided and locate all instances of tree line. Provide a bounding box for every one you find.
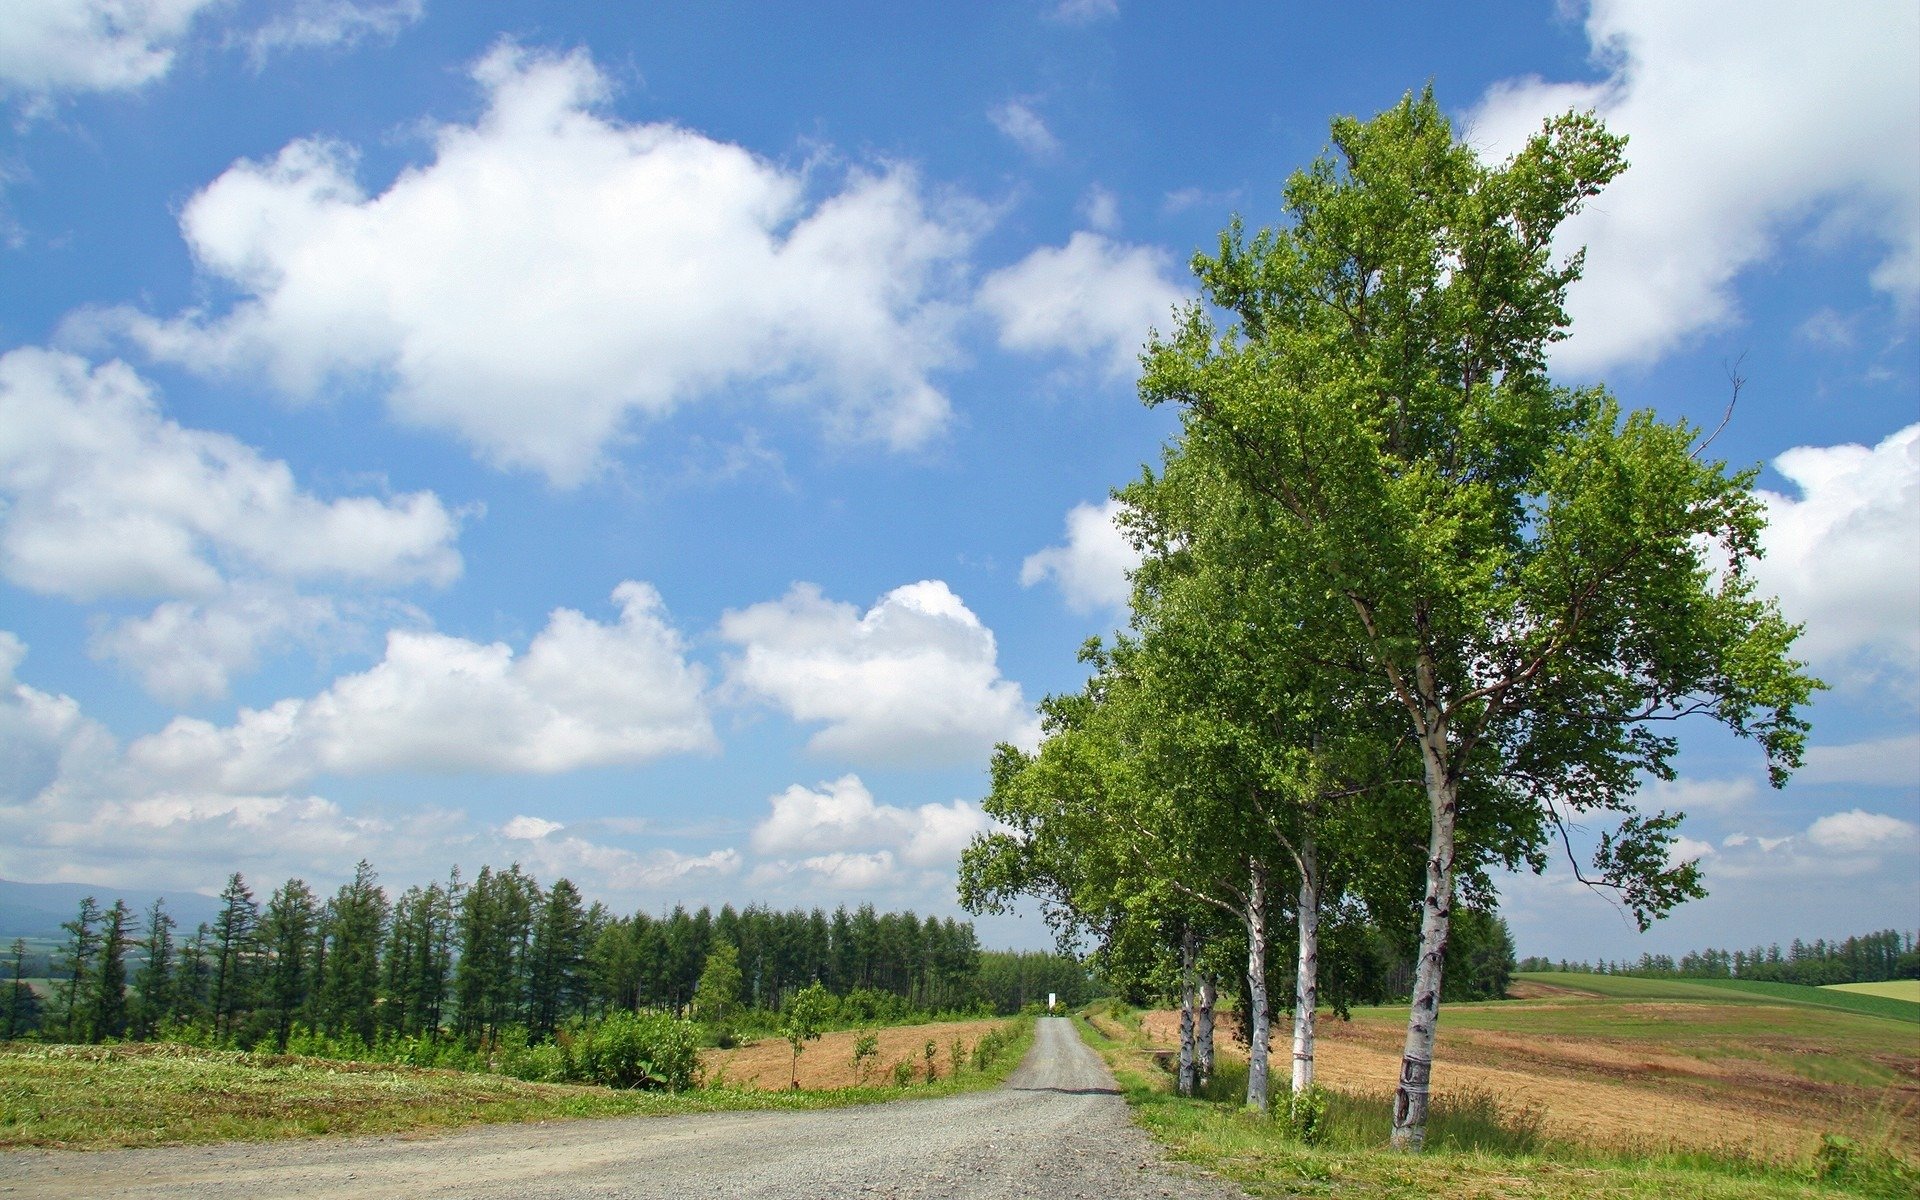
[959,88,1814,1152]
[1519,929,1919,987]
[1,859,1092,1048]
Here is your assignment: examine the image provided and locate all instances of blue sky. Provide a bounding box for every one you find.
[0,0,1914,962]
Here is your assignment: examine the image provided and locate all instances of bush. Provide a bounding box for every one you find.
[890,1058,915,1087]
[569,1011,700,1091]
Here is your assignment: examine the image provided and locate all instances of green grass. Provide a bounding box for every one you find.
[0,1017,1034,1149]
[1075,1005,1918,1200]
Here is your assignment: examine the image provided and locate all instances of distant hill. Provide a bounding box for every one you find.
[0,878,224,940]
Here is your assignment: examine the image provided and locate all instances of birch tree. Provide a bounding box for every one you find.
[1139,90,1818,1148]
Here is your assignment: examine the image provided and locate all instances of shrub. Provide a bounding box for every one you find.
[851,1030,879,1085]
[1285,1085,1330,1146]
[570,1011,700,1091]
[891,1059,914,1087]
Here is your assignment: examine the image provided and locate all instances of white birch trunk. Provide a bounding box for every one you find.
[1197,974,1216,1086]
[1176,924,1197,1097]
[1291,830,1320,1101]
[1390,732,1459,1151]
[1244,858,1272,1113]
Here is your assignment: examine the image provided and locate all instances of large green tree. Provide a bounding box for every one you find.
[1139,90,1817,1148]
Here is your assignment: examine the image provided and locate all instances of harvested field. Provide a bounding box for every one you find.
[1133,985,1918,1162]
[701,1019,1013,1090]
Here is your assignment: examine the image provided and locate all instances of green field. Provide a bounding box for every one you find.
[1510,971,1920,1023]
[1826,980,1920,1004]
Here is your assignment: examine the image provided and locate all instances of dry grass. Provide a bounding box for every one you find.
[1133,982,1919,1164]
[702,1018,1011,1090]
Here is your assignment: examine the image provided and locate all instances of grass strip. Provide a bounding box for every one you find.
[1516,973,1919,1023]
[0,1017,1034,1150]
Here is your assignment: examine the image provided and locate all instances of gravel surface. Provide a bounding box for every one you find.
[0,1018,1249,1199]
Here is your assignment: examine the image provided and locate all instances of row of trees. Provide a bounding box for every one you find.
[19,859,1086,1049]
[961,89,1815,1150]
[1519,929,1919,985]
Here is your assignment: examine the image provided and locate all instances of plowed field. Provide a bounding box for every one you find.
[701,1018,1013,1090]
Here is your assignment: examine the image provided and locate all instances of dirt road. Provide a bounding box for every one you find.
[0,1018,1245,1199]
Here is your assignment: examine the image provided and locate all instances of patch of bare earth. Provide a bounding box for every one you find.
[1136,1009,1915,1160]
[700,1018,1011,1090]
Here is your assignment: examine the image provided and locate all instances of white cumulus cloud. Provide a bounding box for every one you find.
[0,631,738,897]
[977,232,1187,379]
[0,348,462,601]
[1466,0,1920,372]
[0,0,218,99]
[720,581,1039,766]
[129,582,713,789]
[1752,422,1920,697]
[1804,809,1920,856]
[751,773,994,868]
[1020,498,1138,614]
[112,41,979,484]
[0,346,462,699]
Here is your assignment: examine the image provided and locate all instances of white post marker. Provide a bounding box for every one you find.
[1048,992,1056,1012]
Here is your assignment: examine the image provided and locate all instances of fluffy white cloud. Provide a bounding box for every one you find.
[0,346,462,698]
[751,774,994,868]
[1752,423,1920,695]
[130,582,714,788]
[114,42,978,484]
[977,232,1187,379]
[1467,1,1920,372]
[240,0,422,62]
[720,581,1039,766]
[0,348,462,601]
[0,631,737,896]
[1665,835,1716,870]
[1804,809,1920,856]
[1020,498,1138,614]
[989,98,1059,158]
[87,586,348,704]
[0,0,217,98]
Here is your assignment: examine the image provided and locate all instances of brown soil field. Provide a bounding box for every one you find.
[1134,1005,1916,1160]
[700,1018,1014,1091]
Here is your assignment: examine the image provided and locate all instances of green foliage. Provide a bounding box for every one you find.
[1814,1133,1920,1196]
[889,1058,914,1087]
[1284,1083,1329,1145]
[780,982,832,1087]
[850,1029,878,1084]
[567,1011,700,1091]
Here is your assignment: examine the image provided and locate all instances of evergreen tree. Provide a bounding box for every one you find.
[130,898,175,1040]
[5,938,41,1039]
[210,874,258,1039]
[316,860,387,1046]
[526,877,588,1037]
[259,878,320,1050]
[56,895,101,1042]
[87,899,133,1041]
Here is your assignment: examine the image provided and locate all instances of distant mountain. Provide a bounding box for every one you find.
[0,878,225,940]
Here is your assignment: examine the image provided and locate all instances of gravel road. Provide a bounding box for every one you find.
[0,1018,1248,1199]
